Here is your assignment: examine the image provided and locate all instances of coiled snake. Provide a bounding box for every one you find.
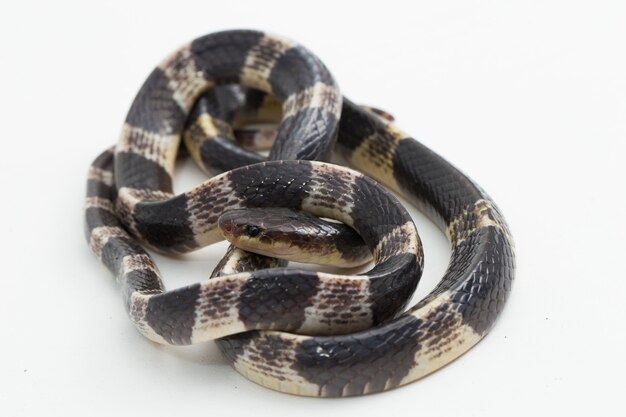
[85,30,515,397]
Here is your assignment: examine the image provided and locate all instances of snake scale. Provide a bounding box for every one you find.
[85,30,515,397]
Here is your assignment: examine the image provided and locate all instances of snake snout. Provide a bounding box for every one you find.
[218,212,237,237]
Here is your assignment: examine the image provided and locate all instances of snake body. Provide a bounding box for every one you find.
[85,30,515,397]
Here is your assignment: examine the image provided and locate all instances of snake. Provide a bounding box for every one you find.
[84,29,515,397]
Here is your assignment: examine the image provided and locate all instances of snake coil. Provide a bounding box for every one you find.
[85,30,515,397]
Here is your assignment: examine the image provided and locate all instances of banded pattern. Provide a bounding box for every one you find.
[88,154,423,343]
[85,29,515,397]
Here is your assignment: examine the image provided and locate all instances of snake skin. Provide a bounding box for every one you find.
[85,29,515,397]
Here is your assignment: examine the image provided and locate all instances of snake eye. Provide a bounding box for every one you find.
[247,225,260,237]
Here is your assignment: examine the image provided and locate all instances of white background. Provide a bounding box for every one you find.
[1,1,624,416]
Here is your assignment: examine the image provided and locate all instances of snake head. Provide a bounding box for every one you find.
[218,208,371,267]
[218,208,311,258]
